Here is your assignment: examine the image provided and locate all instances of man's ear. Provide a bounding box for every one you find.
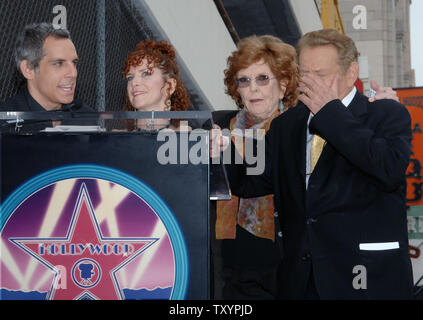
[347,61,359,87]
[19,60,35,80]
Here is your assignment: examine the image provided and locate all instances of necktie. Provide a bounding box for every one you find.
[310,134,326,173]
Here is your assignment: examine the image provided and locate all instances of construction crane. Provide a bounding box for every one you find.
[320,0,345,34]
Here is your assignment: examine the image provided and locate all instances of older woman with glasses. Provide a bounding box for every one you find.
[210,35,298,300]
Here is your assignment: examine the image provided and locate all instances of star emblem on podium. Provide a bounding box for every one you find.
[10,184,158,300]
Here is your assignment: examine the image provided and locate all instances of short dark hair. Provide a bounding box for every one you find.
[14,22,71,74]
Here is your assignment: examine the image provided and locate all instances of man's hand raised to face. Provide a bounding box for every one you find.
[298,73,339,115]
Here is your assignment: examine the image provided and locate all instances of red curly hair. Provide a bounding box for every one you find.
[224,35,299,110]
[123,40,190,128]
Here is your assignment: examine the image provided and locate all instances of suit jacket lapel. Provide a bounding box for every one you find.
[293,105,310,181]
[310,91,369,179]
[348,91,369,120]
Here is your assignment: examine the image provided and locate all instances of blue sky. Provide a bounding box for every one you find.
[410,0,423,86]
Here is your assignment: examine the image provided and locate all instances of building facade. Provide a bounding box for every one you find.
[335,0,415,92]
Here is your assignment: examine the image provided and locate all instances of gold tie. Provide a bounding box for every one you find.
[310,134,326,173]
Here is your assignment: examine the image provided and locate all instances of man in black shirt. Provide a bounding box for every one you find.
[0,22,95,132]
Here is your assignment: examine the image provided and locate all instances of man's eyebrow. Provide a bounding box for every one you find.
[48,58,79,63]
[49,58,65,62]
[300,68,325,73]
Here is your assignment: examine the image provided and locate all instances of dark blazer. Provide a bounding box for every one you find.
[0,87,96,133]
[227,91,414,299]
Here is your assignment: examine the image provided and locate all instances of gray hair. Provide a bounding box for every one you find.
[296,29,359,73]
[14,22,71,74]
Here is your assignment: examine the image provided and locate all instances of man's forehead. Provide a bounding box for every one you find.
[300,45,339,58]
[299,46,340,69]
[42,36,78,59]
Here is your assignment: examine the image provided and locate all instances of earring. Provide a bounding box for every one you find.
[166,99,172,110]
[279,100,285,113]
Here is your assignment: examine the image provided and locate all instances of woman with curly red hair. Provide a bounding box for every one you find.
[123,39,191,131]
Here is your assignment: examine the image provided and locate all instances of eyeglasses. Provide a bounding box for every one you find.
[235,75,276,88]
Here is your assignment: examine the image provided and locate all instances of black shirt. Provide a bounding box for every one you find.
[0,87,97,133]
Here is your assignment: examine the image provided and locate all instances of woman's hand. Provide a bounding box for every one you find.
[368,80,399,102]
[210,124,230,158]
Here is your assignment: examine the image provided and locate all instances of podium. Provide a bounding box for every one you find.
[0,111,228,300]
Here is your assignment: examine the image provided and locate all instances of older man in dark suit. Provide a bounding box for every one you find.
[226,29,414,299]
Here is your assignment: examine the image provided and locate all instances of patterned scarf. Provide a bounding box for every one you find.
[216,107,280,241]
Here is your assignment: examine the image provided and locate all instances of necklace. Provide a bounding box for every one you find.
[135,122,172,134]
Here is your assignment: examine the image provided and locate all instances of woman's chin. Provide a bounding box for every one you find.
[132,105,165,112]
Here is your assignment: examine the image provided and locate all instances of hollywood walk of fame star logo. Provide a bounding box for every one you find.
[9,183,158,300]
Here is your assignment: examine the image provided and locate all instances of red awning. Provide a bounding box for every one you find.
[355,78,364,93]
